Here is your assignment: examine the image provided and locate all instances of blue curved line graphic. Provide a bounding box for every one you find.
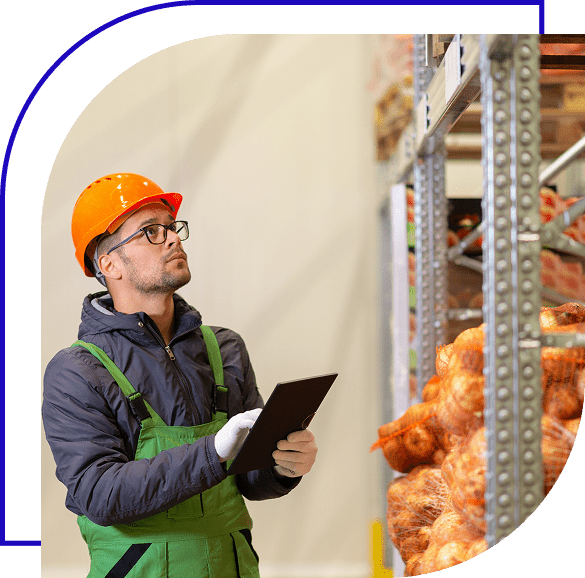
[0,0,548,202]
[1,2,201,202]
[0,0,202,549]
[0,0,545,549]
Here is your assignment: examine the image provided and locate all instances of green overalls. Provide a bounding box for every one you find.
[72,326,260,578]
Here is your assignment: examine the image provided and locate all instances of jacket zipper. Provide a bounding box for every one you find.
[143,319,202,424]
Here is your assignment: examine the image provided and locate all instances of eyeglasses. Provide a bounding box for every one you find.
[106,221,189,255]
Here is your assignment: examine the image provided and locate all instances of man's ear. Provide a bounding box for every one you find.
[97,253,122,282]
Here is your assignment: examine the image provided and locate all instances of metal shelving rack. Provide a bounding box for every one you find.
[380,33,585,570]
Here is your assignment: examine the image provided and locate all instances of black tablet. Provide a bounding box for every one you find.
[226,372,338,475]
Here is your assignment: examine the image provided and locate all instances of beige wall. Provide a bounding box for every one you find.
[41,35,383,577]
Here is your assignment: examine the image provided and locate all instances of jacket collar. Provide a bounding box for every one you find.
[78,291,203,343]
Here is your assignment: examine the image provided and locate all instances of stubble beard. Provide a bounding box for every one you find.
[119,249,191,295]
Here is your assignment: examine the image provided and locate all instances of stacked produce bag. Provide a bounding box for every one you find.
[371,303,584,575]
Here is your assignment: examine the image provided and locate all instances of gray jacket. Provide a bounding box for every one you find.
[42,292,298,526]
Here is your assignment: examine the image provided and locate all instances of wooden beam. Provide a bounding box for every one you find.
[540,55,585,70]
[540,35,585,44]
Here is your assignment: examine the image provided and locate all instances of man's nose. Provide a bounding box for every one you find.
[165,228,183,248]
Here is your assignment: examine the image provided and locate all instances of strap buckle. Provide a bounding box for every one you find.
[212,385,228,415]
[127,392,151,422]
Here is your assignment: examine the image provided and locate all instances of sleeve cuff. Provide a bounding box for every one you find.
[272,468,302,490]
[206,433,228,482]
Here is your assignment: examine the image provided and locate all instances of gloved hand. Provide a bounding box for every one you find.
[214,408,262,462]
[272,429,318,478]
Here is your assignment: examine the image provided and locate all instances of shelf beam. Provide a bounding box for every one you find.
[453,256,584,306]
[541,331,585,347]
[415,34,483,156]
[541,286,585,307]
[447,224,484,259]
[447,307,483,321]
[539,134,585,186]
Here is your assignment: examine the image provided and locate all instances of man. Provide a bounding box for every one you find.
[42,173,318,578]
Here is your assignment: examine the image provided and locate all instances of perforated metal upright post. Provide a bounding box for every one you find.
[431,149,448,353]
[413,35,448,398]
[480,34,543,547]
[414,156,434,396]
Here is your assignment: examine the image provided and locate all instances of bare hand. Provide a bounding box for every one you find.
[272,429,318,478]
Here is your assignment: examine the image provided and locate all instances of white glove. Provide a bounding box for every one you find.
[214,408,262,462]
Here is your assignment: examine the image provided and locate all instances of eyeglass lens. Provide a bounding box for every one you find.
[145,221,189,244]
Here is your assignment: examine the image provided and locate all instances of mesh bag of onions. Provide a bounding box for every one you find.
[386,465,451,564]
[371,303,584,575]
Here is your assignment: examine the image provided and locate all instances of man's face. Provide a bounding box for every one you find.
[112,204,191,294]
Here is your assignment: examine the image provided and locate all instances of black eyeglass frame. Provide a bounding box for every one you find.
[106,221,189,255]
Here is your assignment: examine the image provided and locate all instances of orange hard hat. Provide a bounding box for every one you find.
[71,173,183,277]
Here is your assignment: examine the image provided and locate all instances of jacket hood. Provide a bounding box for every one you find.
[78,291,203,343]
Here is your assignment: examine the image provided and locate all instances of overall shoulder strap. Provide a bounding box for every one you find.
[199,326,228,418]
[71,340,167,427]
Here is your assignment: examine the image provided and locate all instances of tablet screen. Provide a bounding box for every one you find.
[227,372,338,475]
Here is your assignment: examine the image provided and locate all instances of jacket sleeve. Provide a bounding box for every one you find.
[231,334,302,499]
[42,348,228,526]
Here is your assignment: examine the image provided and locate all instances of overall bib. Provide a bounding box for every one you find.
[72,326,260,578]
